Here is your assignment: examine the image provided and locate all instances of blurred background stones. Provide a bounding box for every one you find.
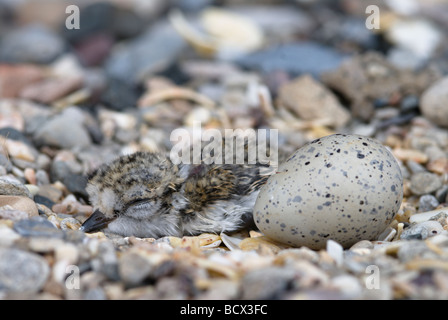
[0,0,448,300]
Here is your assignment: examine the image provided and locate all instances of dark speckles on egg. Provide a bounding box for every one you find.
[253,134,403,250]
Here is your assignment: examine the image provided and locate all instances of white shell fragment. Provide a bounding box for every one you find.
[400,221,445,240]
[409,209,448,223]
[254,134,404,249]
[170,7,264,59]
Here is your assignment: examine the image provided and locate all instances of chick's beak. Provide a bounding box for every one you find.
[79,209,116,233]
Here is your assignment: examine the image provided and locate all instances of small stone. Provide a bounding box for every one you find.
[36,185,63,203]
[72,32,114,67]
[60,218,82,231]
[0,195,38,218]
[0,248,50,293]
[429,212,448,228]
[386,19,442,60]
[349,240,374,250]
[0,25,65,64]
[427,158,448,174]
[409,209,448,224]
[237,41,347,78]
[92,241,119,281]
[0,208,32,221]
[406,160,426,174]
[0,64,45,98]
[13,216,63,238]
[278,74,351,128]
[420,77,448,128]
[20,76,83,104]
[400,95,419,113]
[393,148,428,164]
[100,77,140,112]
[409,172,442,195]
[240,266,297,299]
[330,275,363,299]
[34,107,91,149]
[396,240,437,262]
[0,226,20,246]
[418,195,439,213]
[54,243,79,264]
[401,221,445,240]
[27,237,65,253]
[2,138,37,162]
[105,19,187,83]
[118,251,154,287]
[0,176,33,198]
[326,239,344,266]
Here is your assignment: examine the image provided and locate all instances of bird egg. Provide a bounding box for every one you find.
[254,134,403,249]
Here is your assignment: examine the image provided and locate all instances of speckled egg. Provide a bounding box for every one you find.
[254,134,403,249]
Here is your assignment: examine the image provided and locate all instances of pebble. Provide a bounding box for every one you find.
[0,195,38,218]
[34,107,92,150]
[13,216,63,238]
[420,77,448,128]
[409,209,448,224]
[100,77,140,112]
[278,75,351,128]
[409,171,442,195]
[0,64,45,98]
[0,176,32,198]
[0,226,20,246]
[0,248,50,293]
[0,25,65,64]
[386,19,442,60]
[400,221,445,240]
[230,5,314,40]
[2,138,37,163]
[20,76,83,105]
[237,42,347,77]
[118,251,157,287]
[105,19,187,83]
[418,194,439,212]
[240,266,297,299]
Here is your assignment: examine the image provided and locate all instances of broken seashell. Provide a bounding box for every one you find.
[60,217,82,230]
[377,226,397,241]
[238,236,287,255]
[409,208,448,223]
[400,221,445,240]
[220,232,243,251]
[170,8,264,59]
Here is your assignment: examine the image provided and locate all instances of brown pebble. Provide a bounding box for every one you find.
[0,195,38,218]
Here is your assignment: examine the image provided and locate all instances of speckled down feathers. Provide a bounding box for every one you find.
[86,151,269,238]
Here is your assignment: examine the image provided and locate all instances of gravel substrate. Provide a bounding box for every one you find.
[1,0,448,300]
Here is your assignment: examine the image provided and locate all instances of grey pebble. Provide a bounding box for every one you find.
[105,19,187,83]
[0,25,65,64]
[13,216,63,238]
[237,41,347,78]
[0,176,32,198]
[420,76,448,128]
[409,172,442,195]
[240,267,297,299]
[34,107,91,150]
[418,194,439,212]
[397,240,439,262]
[400,221,444,240]
[93,241,120,281]
[0,248,49,293]
[119,251,156,287]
